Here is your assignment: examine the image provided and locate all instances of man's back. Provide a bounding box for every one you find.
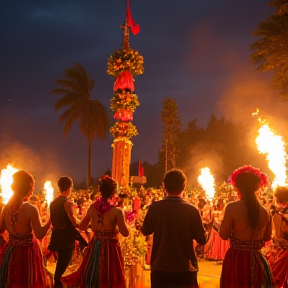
[50,195,73,230]
[49,195,76,252]
[141,196,206,273]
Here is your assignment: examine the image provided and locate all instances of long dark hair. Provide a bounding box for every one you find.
[231,165,268,230]
[11,170,35,200]
[9,170,35,231]
[99,175,117,200]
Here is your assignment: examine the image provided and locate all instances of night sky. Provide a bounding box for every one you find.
[1,0,286,191]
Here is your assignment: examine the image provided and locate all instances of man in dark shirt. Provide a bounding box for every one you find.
[141,169,207,288]
[48,176,83,288]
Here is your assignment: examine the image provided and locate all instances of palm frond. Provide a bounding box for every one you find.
[79,100,110,140]
[52,63,110,140]
[54,94,81,111]
[59,104,81,123]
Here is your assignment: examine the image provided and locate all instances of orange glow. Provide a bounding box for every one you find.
[254,109,287,188]
[0,164,19,204]
[198,167,215,199]
[44,181,54,207]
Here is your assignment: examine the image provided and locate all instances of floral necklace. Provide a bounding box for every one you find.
[94,197,113,216]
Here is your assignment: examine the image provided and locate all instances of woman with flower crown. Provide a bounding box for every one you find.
[61,175,129,288]
[219,165,274,288]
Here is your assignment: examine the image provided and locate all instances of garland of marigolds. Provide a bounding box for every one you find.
[108,45,143,139]
[107,48,144,78]
[110,90,140,112]
[110,122,138,138]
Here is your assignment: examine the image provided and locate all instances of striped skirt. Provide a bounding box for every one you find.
[0,233,51,288]
[62,231,126,288]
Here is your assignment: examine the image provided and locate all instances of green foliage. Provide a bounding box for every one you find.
[161,98,182,171]
[270,0,288,15]
[250,0,288,98]
[156,110,271,187]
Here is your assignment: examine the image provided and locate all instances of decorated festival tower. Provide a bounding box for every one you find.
[107,0,144,187]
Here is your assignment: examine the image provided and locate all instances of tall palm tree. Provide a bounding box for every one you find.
[51,63,110,188]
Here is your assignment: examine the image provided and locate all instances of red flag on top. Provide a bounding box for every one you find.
[126,0,140,35]
[138,161,144,177]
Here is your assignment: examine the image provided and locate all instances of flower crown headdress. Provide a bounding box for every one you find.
[99,175,117,186]
[230,165,269,188]
[100,175,113,181]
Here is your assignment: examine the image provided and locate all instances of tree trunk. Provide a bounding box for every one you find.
[87,139,91,189]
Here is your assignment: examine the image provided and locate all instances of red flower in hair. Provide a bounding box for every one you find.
[230,165,268,187]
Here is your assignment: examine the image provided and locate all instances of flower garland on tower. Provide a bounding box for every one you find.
[107,48,144,78]
[108,47,144,139]
[110,89,140,112]
[110,122,138,138]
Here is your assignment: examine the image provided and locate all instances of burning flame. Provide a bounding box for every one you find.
[44,181,54,207]
[254,109,287,188]
[0,164,19,204]
[198,167,215,199]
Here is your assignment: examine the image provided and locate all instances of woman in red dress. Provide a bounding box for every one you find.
[219,165,274,288]
[0,170,51,288]
[266,186,288,288]
[61,175,129,288]
[205,199,229,262]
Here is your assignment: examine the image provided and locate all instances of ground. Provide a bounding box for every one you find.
[47,259,222,288]
[197,259,221,288]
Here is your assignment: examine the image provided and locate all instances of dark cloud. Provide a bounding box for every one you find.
[0,0,279,184]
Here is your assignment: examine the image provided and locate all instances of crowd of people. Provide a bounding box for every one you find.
[0,165,288,287]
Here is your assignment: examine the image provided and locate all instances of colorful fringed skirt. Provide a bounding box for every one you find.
[62,230,126,288]
[266,237,288,288]
[220,236,274,288]
[0,233,49,288]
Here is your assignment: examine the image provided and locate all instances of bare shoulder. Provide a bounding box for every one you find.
[224,201,244,215]
[23,202,37,209]
[225,201,239,210]
[23,202,38,213]
[110,206,124,215]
